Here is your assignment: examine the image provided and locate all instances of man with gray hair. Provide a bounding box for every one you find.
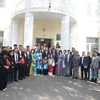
[72,51,80,79]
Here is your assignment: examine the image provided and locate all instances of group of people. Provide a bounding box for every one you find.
[0,42,100,91]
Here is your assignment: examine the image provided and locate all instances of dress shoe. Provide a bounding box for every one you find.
[14,80,18,82]
[19,78,23,80]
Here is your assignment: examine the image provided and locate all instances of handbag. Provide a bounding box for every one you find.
[20,57,25,64]
[6,58,11,66]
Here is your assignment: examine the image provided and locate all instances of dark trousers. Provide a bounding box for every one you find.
[14,64,19,80]
[70,66,73,76]
[53,65,56,75]
[19,64,23,79]
[87,67,90,80]
[84,68,88,79]
[25,64,31,76]
[22,64,26,78]
[19,64,26,79]
[43,69,48,75]
[37,69,42,75]
[81,66,84,78]
[7,69,12,83]
[0,67,8,90]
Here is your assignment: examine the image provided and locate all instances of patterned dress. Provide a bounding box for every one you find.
[34,52,38,75]
[56,54,63,76]
[29,53,34,75]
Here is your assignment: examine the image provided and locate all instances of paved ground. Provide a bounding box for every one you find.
[0,75,100,100]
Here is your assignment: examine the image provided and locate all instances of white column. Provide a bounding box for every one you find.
[23,13,34,48]
[69,26,77,50]
[11,19,19,47]
[61,16,70,50]
[4,25,12,46]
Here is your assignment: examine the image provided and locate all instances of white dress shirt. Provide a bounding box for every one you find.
[82,56,84,64]
[67,54,70,62]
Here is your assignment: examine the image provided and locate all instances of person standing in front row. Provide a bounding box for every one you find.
[91,51,100,83]
[26,46,32,77]
[72,51,80,79]
[29,49,34,76]
[48,54,55,76]
[8,50,15,84]
[0,50,10,91]
[18,45,23,80]
[14,48,19,82]
[80,51,88,80]
[43,57,48,75]
[70,47,76,76]
[62,50,67,76]
[87,52,92,80]
[65,50,72,77]
[56,50,63,76]
[34,49,38,76]
[37,52,43,75]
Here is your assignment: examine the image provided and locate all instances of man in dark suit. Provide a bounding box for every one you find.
[18,45,24,80]
[95,48,100,77]
[13,48,19,82]
[25,45,32,77]
[42,47,50,59]
[22,48,28,79]
[87,52,92,80]
[70,47,76,76]
[65,50,72,77]
[80,51,88,80]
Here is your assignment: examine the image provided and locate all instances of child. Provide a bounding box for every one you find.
[43,57,48,75]
[48,54,55,76]
[37,53,42,75]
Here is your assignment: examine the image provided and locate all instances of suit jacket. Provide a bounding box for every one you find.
[65,54,72,65]
[72,55,80,66]
[18,50,24,61]
[80,56,88,66]
[87,56,92,67]
[42,51,50,59]
[27,52,32,65]
[91,56,100,68]
[24,52,28,65]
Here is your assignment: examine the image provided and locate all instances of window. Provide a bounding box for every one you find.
[56,34,61,41]
[86,37,99,53]
[0,0,5,7]
[87,37,99,43]
[0,31,4,48]
[87,3,99,16]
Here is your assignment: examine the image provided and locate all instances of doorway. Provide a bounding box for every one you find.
[36,38,52,46]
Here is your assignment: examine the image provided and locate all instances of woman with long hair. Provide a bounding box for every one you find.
[29,49,34,76]
[56,50,63,76]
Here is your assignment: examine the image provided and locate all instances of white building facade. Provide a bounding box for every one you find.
[1,0,100,53]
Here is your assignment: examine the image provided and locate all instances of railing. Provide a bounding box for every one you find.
[14,0,25,13]
[13,0,75,17]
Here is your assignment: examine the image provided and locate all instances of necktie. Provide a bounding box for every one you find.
[16,54,18,62]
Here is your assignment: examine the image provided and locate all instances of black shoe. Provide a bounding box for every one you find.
[72,77,75,79]
[23,77,26,79]
[94,79,97,83]
[14,80,18,82]
[65,75,67,77]
[75,77,78,80]
[91,78,94,82]
[19,78,23,80]
[68,75,70,77]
